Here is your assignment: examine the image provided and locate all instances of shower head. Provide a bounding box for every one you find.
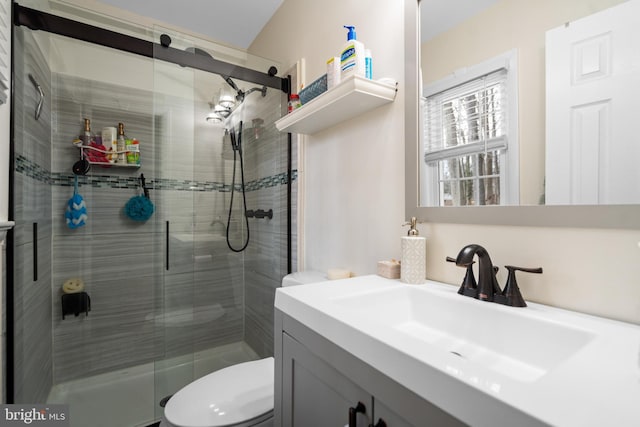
[222,74,245,103]
[244,86,268,98]
[234,86,267,105]
[184,47,245,101]
[183,46,269,124]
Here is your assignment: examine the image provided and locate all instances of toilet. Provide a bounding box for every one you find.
[160,271,327,427]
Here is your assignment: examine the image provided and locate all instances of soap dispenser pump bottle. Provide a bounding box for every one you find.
[340,25,366,79]
[401,217,427,284]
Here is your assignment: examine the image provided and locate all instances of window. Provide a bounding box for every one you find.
[420,50,519,206]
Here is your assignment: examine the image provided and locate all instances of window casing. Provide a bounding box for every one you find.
[420,50,519,206]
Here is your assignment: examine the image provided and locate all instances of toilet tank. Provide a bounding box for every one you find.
[281,271,327,287]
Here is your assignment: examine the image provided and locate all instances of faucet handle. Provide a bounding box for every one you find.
[495,265,543,307]
[446,256,478,297]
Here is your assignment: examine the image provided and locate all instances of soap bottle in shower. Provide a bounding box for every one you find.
[117,122,127,164]
[83,118,94,145]
[400,217,426,284]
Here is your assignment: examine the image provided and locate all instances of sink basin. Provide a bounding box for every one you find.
[330,286,595,382]
[275,275,640,427]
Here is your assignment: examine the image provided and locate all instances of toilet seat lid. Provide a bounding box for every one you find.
[165,357,274,427]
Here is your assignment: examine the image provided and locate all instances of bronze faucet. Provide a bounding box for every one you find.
[450,244,542,307]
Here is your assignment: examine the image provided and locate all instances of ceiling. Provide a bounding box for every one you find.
[95,0,284,49]
[94,0,498,49]
[421,0,499,42]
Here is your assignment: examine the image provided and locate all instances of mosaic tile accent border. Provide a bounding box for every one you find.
[15,155,52,184]
[17,155,297,192]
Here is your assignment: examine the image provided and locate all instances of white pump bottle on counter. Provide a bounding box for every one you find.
[401,217,426,284]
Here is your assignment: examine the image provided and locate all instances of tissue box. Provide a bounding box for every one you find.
[377,260,401,279]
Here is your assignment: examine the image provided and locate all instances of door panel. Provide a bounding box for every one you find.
[546,0,640,204]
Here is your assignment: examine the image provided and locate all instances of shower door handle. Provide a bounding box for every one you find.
[33,222,38,281]
[28,74,44,120]
[166,221,170,271]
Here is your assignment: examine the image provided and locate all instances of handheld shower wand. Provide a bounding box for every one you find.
[226,121,250,252]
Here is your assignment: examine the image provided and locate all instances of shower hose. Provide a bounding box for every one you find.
[226,121,250,252]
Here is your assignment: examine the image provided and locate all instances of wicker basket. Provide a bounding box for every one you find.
[299,74,328,105]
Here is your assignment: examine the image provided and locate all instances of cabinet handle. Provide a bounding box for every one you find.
[348,401,366,427]
[370,419,387,427]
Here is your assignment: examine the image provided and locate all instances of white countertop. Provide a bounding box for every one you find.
[275,275,640,427]
[0,221,14,230]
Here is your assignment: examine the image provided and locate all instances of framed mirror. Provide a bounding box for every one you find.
[405,0,640,228]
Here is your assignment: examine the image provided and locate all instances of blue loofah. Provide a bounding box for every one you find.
[65,176,87,229]
[124,195,155,222]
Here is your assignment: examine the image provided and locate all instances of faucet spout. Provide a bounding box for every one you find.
[455,244,501,301]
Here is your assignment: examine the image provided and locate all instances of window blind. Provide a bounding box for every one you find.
[424,68,508,163]
[0,0,9,105]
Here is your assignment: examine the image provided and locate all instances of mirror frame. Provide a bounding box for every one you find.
[405,0,640,229]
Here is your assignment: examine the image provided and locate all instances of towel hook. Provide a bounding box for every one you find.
[139,173,150,199]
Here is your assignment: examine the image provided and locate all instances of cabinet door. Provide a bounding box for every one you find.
[374,396,467,427]
[282,333,372,427]
[372,399,413,427]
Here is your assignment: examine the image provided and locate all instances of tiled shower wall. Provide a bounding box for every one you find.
[14,56,294,390]
[50,75,164,383]
[241,93,296,358]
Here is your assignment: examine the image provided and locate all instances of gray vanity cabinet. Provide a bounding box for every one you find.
[275,310,467,427]
[281,333,373,426]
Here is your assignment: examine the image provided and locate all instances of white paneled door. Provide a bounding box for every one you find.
[546,0,640,205]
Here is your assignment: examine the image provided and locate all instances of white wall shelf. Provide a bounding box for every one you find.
[0,221,14,241]
[275,75,397,135]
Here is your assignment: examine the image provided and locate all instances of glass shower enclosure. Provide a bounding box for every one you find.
[9,2,292,426]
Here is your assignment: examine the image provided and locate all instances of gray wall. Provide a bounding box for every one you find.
[50,75,163,383]
[47,74,292,383]
[242,88,295,358]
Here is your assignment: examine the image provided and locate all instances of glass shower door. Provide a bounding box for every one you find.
[150,30,199,419]
[11,23,54,406]
[12,15,163,426]
[151,26,289,422]
[11,3,290,425]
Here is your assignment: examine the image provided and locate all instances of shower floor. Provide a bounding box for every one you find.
[47,341,260,427]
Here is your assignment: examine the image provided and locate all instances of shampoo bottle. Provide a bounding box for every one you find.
[340,25,366,79]
[365,49,372,79]
[83,118,94,145]
[117,122,127,164]
[400,217,426,284]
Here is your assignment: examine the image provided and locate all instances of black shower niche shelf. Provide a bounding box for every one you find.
[77,145,141,168]
[87,160,140,168]
[61,292,91,319]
